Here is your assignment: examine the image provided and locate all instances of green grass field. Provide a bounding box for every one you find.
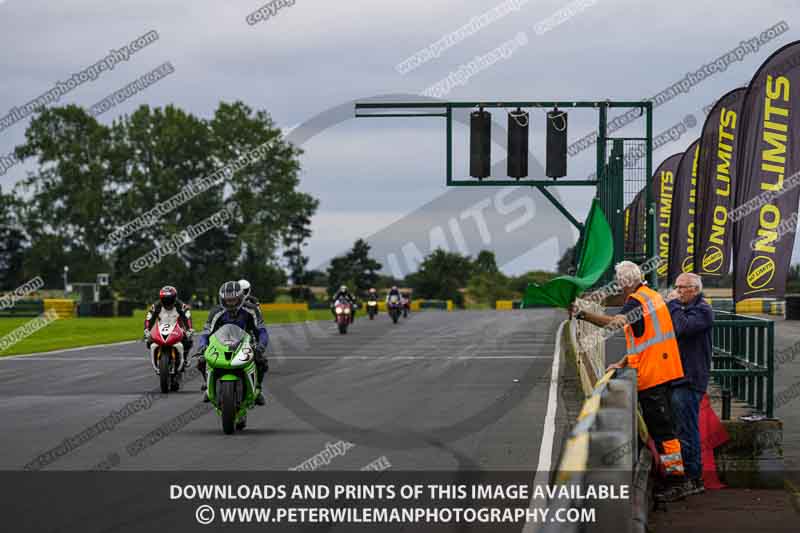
[0,308,334,357]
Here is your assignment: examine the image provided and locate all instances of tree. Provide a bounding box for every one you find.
[13,105,117,285]
[406,249,473,306]
[306,269,328,287]
[0,189,27,289]
[474,250,499,274]
[509,270,558,295]
[326,239,382,298]
[375,274,403,289]
[283,212,314,285]
[557,245,577,274]
[466,271,514,305]
[12,101,318,302]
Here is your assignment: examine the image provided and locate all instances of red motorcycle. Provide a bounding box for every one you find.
[401,294,410,318]
[149,320,187,393]
[334,298,353,334]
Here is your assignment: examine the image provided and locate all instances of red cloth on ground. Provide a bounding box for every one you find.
[699,393,728,489]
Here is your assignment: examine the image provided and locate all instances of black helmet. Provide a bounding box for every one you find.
[159,286,177,309]
[219,281,244,314]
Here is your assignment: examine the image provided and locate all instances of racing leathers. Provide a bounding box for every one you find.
[386,288,402,306]
[144,301,194,367]
[195,302,270,389]
[331,289,357,319]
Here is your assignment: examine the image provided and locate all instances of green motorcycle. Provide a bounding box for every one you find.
[203,324,260,434]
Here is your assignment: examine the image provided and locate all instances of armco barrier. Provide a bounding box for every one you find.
[541,316,649,533]
[570,301,607,395]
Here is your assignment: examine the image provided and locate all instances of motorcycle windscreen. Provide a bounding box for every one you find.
[213,324,249,349]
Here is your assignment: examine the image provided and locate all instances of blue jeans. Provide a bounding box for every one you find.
[671,385,704,480]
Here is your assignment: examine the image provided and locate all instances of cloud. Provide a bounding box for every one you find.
[1,0,798,270]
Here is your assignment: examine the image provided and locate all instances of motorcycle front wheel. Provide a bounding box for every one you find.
[220,380,238,435]
[159,350,170,394]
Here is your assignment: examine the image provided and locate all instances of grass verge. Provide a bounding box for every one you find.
[0,308,334,357]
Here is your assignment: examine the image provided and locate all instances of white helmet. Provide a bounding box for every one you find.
[239,279,251,298]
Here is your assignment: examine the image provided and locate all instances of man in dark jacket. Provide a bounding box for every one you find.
[667,272,714,496]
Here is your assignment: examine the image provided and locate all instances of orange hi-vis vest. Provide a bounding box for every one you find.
[623,285,684,391]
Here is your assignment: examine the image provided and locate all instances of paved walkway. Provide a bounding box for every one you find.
[604,312,800,530]
[649,488,799,532]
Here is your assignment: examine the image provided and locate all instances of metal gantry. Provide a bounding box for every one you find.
[355,100,655,287]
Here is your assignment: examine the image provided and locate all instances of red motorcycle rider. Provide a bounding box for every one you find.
[144,286,194,369]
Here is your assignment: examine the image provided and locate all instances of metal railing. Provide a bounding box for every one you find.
[711,310,774,418]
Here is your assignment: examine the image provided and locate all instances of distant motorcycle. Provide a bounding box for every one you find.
[334,298,353,334]
[367,299,378,319]
[387,295,402,324]
[203,324,260,434]
[148,320,187,393]
[401,295,410,318]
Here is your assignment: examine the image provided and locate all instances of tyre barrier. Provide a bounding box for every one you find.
[785,294,800,320]
[259,303,310,312]
[308,300,446,312]
[43,299,76,319]
[496,300,551,309]
[0,299,45,317]
[706,297,785,316]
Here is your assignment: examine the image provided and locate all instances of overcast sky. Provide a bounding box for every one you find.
[1,0,798,274]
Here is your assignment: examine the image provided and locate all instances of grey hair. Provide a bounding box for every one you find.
[679,272,703,291]
[614,261,643,288]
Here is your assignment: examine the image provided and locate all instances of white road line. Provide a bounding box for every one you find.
[1,357,144,362]
[0,340,139,360]
[0,321,329,360]
[274,355,551,360]
[536,320,562,471]
[523,319,564,533]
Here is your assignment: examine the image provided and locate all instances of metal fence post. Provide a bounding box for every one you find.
[767,320,774,418]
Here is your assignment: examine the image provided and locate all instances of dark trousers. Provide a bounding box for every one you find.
[638,383,686,479]
[671,385,704,480]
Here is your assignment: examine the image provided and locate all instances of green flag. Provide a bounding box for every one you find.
[522,199,613,308]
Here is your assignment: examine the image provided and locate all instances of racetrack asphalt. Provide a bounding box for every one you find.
[0,309,568,473]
